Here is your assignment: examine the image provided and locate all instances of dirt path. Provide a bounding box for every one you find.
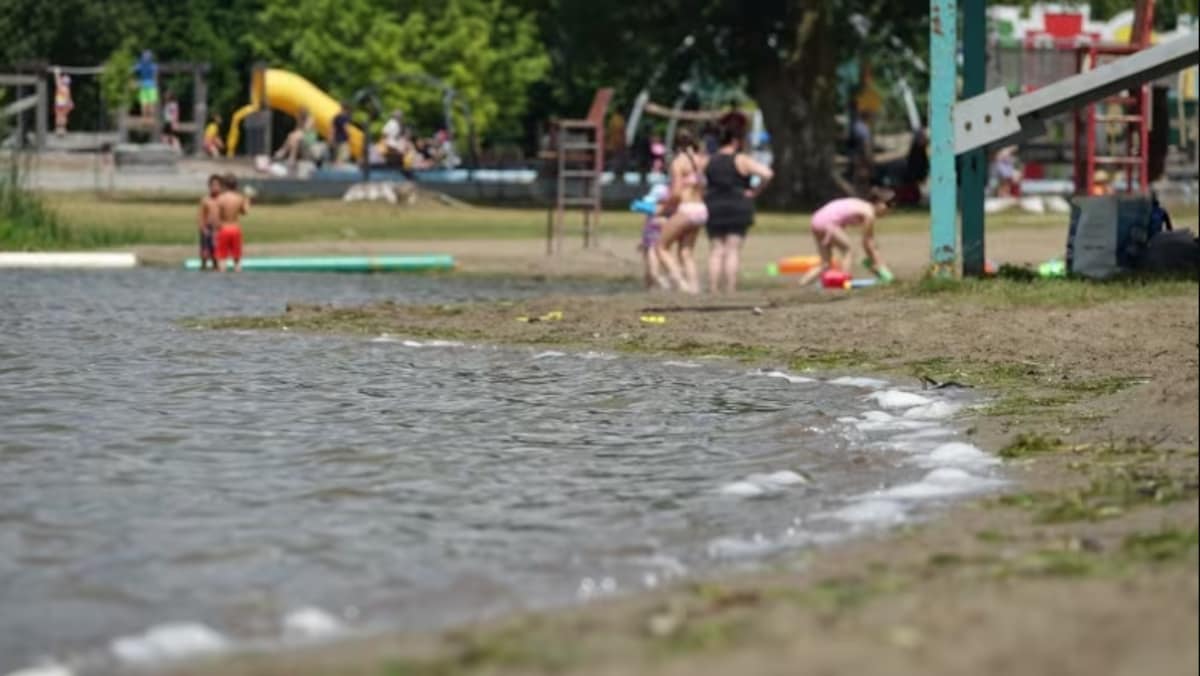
[171,277,1200,676]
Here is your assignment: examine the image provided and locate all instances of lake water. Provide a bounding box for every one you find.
[0,270,1000,674]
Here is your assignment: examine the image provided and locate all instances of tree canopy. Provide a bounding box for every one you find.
[249,0,549,139]
[2,0,1195,205]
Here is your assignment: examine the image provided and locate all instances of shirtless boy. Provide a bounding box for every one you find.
[197,175,221,270]
[214,173,250,272]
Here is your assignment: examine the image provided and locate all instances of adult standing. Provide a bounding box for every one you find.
[332,101,353,165]
[653,128,708,294]
[703,119,773,294]
[134,50,159,121]
[380,109,407,165]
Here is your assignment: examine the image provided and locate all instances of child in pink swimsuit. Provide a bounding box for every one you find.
[800,189,893,285]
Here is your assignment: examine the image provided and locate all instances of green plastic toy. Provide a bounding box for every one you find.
[861,257,895,284]
[1037,259,1067,278]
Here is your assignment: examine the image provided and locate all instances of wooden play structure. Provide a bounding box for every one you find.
[116,61,210,154]
[0,61,209,155]
[0,73,47,148]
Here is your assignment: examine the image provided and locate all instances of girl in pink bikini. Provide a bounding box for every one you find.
[800,188,894,285]
[654,129,708,294]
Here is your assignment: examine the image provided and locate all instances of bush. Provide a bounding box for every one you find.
[0,150,71,249]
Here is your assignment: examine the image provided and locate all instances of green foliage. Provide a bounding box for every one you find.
[100,38,137,113]
[0,152,68,249]
[249,0,550,139]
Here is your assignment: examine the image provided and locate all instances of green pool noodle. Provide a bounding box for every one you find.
[184,255,456,273]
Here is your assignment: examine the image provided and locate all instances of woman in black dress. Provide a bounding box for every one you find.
[703,119,773,293]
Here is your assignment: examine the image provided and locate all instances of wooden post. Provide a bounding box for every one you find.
[15,80,25,148]
[192,66,207,157]
[929,0,959,275]
[960,0,988,277]
[34,76,47,149]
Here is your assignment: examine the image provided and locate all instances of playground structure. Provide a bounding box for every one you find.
[226,66,364,161]
[0,73,47,149]
[929,0,1200,277]
[983,4,1198,194]
[117,61,210,153]
[545,88,612,254]
[1,61,209,155]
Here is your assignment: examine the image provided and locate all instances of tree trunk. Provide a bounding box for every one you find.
[752,7,840,210]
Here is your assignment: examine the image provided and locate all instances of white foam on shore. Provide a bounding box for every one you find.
[393,339,464,348]
[110,623,228,665]
[707,534,776,559]
[662,360,702,368]
[902,401,963,420]
[752,470,809,486]
[756,370,816,384]
[830,499,908,525]
[876,468,1003,500]
[370,334,398,343]
[917,442,1001,470]
[532,350,567,360]
[283,607,344,640]
[718,481,767,497]
[868,390,934,409]
[828,376,890,388]
[720,470,809,497]
[4,663,73,676]
[851,410,940,433]
[892,427,958,441]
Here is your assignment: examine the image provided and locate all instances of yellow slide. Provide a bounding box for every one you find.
[226,68,364,159]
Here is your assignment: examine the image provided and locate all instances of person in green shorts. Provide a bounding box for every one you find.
[134,50,159,121]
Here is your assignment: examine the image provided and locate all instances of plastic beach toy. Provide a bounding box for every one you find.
[630,199,658,215]
[861,257,895,283]
[1038,259,1067,278]
[775,255,821,276]
[821,269,851,289]
[630,184,670,215]
[821,269,877,290]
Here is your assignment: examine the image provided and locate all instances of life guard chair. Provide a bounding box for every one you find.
[547,88,612,254]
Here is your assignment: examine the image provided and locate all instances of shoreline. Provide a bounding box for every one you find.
[162,278,1200,676]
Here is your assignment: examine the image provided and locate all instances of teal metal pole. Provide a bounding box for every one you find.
[929,0,959,275]
[960,0,988,277]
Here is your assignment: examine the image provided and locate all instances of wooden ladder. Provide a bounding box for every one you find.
[547,88,612,255]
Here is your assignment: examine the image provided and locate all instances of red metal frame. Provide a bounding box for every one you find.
[1072,0,1155,195]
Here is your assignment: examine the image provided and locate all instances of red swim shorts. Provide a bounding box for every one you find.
[216,223,243,261]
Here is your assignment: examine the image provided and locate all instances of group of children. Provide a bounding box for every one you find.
[196,173,250,272]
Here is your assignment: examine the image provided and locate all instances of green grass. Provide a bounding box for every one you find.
[1,154,149,249]
[998,433,1065,459]
[997,463,1198,524]
[907,276,1199,308]
[1,154,70,249]
[1121,528,1200,563]
[32,191,1090,248]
